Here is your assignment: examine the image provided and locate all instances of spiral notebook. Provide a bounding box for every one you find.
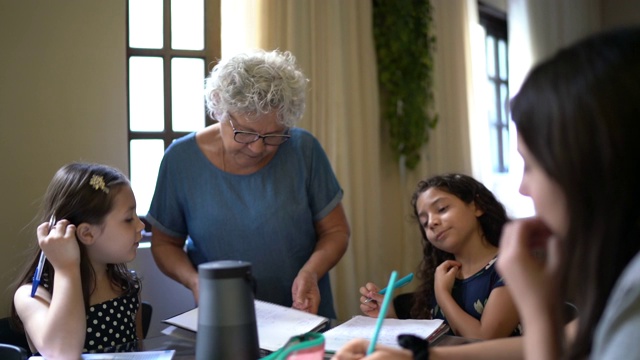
[321,316,448,353]
[163,299,329,351]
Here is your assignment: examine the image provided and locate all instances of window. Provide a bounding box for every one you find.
[127,0,220,224]
[479,2,509,173]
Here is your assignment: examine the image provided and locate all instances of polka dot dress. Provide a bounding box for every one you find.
[83,286,139,353]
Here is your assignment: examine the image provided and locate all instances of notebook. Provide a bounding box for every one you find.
[163,299,329,352]
[321,315,448,353]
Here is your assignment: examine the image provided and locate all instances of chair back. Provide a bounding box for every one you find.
[142,301,153,338]
[0,317,29,352]
[393,292,414,319]
[0,343,29,360]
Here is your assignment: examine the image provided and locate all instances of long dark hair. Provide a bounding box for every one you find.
[409,173,508,318]
[10,163,141,331]
[510,27,640,359]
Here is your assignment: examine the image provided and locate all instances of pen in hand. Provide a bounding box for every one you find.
[31,214,56,298]
[364,272,414,304]
[367,270,398,355]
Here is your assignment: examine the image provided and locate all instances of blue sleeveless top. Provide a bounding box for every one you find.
[432,257,522,336]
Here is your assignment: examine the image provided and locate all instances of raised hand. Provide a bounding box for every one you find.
[37,219,80,272]
[434,259,461,297]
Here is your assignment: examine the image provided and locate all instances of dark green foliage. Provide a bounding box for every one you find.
[373,0,438,169]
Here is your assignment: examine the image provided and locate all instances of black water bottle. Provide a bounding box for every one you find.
[196,260,260,360]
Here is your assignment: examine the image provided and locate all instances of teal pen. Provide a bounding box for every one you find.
[367,270,398,355]
[363,272,413,304]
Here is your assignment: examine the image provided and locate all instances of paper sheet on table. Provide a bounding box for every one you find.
[163,299,329,351]
[322,315,445,353]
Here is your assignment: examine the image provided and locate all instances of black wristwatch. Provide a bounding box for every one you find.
[398,334,430,360]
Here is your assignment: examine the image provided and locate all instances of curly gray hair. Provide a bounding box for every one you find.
[205,49,308,127]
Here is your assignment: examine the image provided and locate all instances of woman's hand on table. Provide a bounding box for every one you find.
[292,269,321,314]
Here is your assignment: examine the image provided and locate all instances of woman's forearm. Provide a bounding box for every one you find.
[150,230,198,295]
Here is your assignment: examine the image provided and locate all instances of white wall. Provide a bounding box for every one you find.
[0,1,129,316]
[0,2,196,336]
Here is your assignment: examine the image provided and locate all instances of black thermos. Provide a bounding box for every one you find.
[196,260,260,360]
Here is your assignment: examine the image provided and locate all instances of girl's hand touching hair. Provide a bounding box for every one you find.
[37,219,81,273]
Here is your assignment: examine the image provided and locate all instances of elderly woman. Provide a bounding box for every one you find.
[147,50,350,318]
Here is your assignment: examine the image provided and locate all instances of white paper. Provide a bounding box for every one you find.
[322,315,444,352]
[163,299,329,351]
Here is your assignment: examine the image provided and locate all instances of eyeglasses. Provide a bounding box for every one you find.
[228,118,291,146]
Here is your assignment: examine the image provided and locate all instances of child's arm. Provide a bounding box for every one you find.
[430,319,578,360]
[13,220,86,359]
[435,260,519,339]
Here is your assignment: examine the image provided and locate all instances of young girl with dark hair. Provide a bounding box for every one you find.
[11,162,145,358]
[359,173,521,340]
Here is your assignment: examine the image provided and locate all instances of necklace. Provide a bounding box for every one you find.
[221,143,227,172]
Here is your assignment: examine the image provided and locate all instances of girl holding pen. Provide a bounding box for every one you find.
[11,163,145,358]
[359,173,521,340]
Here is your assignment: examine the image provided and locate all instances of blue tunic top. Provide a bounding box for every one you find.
[432,257,522,336]
[147,128,342,318]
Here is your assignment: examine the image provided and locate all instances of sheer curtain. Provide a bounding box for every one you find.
[218,0,500,320]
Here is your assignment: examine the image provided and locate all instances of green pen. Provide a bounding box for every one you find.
[367,270,398,355]
[363,272,414,304]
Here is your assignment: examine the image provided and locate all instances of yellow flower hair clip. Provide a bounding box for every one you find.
[89,175,110,194]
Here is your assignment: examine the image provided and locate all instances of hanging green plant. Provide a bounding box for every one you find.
[373,0,438,170]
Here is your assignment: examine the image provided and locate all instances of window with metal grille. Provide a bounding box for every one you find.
[479,2,509,173]
[127,0,220,224]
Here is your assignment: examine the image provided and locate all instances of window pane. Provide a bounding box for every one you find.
[498,39,508,80]
[500,83,509,125]
[172,57,206,132]
[130,139,165,216]
[171,0,205,50]
[501,126,510,171]
[129,0,163,49]
[486,36,495,78]
[129,57,165,131]
[487,82,497,125]
[490,126,499,172]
